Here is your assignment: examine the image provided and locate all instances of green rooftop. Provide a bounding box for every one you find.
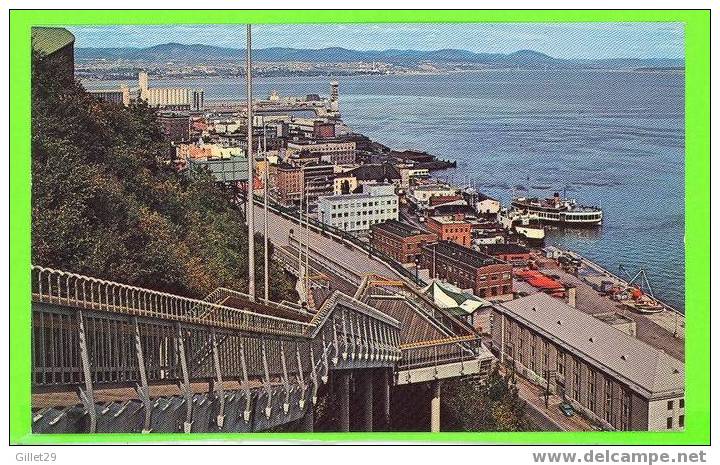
[31,27,75,56]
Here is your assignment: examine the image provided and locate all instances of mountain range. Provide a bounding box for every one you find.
[76,43,684,69]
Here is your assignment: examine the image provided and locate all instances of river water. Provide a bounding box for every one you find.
[83,70,685,310]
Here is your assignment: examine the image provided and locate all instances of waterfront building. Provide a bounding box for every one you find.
[313,121,336,139]
[370,219,437,264]
[409,184,458,206]
[318,184,399,232]
[475,193,501,215]
[420,240,513,299]
[491,293,684,431]
[422,280,494,333]
[426,215,472,247]
[478,243,531,267]
[398,166,431,188]
[138,71,204,111]
[429,194,465,207]
[349,163,402,187]
[426,200,477,219]
[287,139,356,165]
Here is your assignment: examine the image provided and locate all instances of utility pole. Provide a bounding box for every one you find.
[246,24,255,300]
[305,184,310,298]
[262,115,269,302]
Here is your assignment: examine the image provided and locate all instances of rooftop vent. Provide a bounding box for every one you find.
[589,337,594,343]
[620,355,628,361]
[557,320,562,325]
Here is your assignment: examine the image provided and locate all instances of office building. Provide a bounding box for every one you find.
[318,184,399,232]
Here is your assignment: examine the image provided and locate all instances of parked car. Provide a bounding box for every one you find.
[559,402,575,417]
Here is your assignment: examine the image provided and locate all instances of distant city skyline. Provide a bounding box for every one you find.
[68,23,684,60]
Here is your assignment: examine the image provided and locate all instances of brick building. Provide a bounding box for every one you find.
[478,243,531,266]
[426,215,472,248]
[420,241,513,299]
[370,220,438,264]
[491,293,684,431]
[273,162,303,204]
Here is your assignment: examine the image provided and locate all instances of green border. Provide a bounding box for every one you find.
[9,9,710,445]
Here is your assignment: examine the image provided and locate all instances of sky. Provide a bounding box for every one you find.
[67,23,684,59]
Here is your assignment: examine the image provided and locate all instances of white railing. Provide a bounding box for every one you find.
[32,265,311,337]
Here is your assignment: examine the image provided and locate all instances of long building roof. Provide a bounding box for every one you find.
[497,293,684,398]
[422,240,504,269]
[371,219,434,238]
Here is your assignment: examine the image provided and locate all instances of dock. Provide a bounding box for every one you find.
[535,248,685,361]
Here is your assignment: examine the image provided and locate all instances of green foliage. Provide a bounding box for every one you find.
[31,50,297,301]
[442,364,530,432]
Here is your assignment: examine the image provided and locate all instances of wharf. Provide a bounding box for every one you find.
[535,249,684,362]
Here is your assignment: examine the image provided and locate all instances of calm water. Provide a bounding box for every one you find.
[84,71,685,310]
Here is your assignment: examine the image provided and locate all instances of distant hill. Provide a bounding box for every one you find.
[76,43,684,69]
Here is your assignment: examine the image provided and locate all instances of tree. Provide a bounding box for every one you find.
[31,49,297,302]
[441,364,530,431]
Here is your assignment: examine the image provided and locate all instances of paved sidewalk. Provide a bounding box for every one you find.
[503,368,597,432]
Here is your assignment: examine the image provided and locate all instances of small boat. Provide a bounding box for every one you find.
[499,209,545,246]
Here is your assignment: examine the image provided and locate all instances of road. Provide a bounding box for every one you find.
[508,369,597,431]
[252,203,398,278]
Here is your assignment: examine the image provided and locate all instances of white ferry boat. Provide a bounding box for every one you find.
[511,193,603,227]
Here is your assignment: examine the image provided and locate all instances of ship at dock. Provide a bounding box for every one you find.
[498,209,545,245]
[512,192,603,227]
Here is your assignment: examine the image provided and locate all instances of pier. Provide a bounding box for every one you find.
[535,249,684,361]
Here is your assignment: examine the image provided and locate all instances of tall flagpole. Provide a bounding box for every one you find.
[246,24,255,300]
[262,115,269,302]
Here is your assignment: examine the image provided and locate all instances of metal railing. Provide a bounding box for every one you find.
[398,336,484,372]
[203,287,314,320]
[32,266,311,337]
[31,265,402,392]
